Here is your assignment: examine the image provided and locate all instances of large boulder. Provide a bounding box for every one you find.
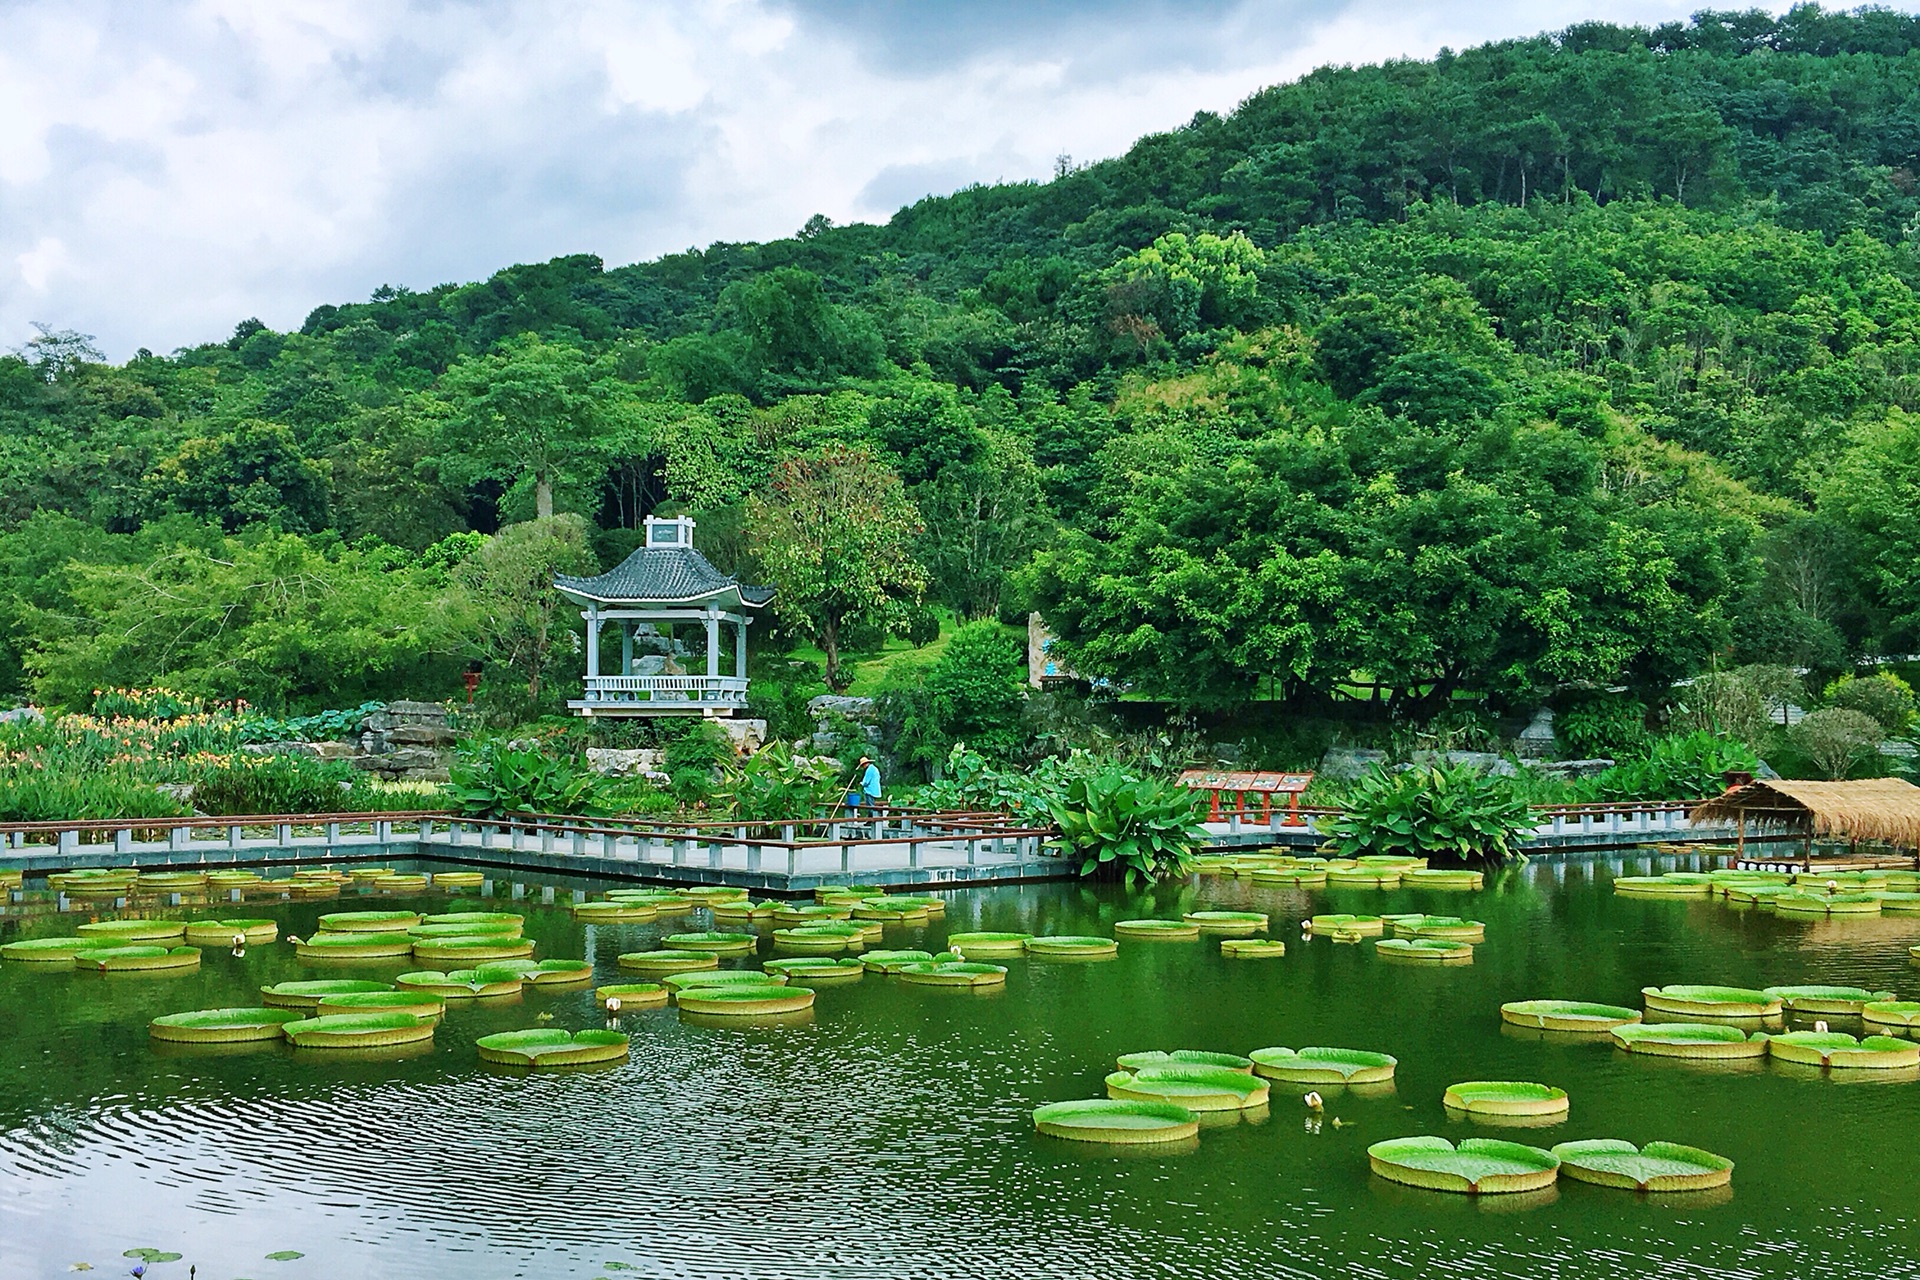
[586,747,666,777]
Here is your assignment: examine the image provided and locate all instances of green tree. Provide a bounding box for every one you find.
[147,419,330,533]
[440,335,618,519]
[454,516,597,702]
[747,447,925,691]
[880,621,1029,775]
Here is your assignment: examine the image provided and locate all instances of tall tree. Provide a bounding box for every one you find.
[747,447,925,690]
[439,335,616,519]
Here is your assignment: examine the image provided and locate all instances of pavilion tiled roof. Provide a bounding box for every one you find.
[553,546,774,607]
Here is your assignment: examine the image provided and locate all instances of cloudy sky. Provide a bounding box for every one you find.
[1,0,1802,360]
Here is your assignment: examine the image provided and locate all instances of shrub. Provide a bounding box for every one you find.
[1824,673,1915,735]
[1321,763,1531,864]
[194,753,356,815]
[723,743,843,820]
[1794,708,1887,780]
[446,740,607,817]
[238,700,385,744]
[747,677,816,743]
[663,720,734,775]
[1586,733,1761,801]
[1554,695,1647,760]
[879,621,1029,776]
[1047,765,1208,886]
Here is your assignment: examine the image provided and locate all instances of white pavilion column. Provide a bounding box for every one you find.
[735,617,748,680]
[705,610,720,679]
[621,622,634,677]
[585,605,600,697]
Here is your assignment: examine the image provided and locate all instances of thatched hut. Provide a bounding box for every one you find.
[1691,777,1920,861]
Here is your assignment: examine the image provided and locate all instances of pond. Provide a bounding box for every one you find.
[1,857,1916,1279]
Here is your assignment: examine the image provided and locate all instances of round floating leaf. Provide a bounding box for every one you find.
[281,1011,436,1048]
[1118,1049,1253,1074]
[1613,876,1711,898]
[76,919,185,942]
[1375,937,1472,963]
[665,970,790,992]
[1401,868,1483,890]
[1024,935,1117,957]
[1106,1066,1270,1111]
[1,937,93,963]
[1766,1030,1920,1069]
[1326,867,1403,888]
[395,970,521,999]
[1863,1000,1920,1032]
[295,933,415,958]
[265,1250,306,1261]
[674,984,816,1016]
[1032,1098,1199,1145]
[1181,911,1268,936]
[262,979,396,1008]
[572,901,659,922]
[476,1028,630,1067]
[1221,939,1286,958]
[1390,915,1485,942]
[1250,1045,1397,1084]
[1550,1139,1733,1192]
[183,919,279,946]
[1761,984,1896,1014]
[861,949,934,973]
[150,1007,301,1043]
[663,931,757,954]
[410,935,535,963]
[1500,1000,1641,1033]
[1773,890,1883,916]
[1250,867,1326,885]
[408,921,524,940]
[1610,1022,1770,1058]
[1442,1080,1569,1118]
[944,932,1033,955]
[1310,914,1384,936]
[1641,985,1781,1018]
[315,990,446,1019]
[595,982,668,1008]
[75,945,200,972]
[616,950,720,975]
[1367,1136,1558,1194]
[763,957,863,984]
[896,961,1007,987]
[523,960,594,986]
[317,910,422,933]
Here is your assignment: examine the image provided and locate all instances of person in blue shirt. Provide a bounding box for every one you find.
[846,754,882,815]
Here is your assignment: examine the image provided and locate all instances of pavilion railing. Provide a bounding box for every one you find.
[579,675,750,706]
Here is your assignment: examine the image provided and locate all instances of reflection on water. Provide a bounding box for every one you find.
[2,857,1919,1278]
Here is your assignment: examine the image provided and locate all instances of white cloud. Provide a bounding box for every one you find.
[0,0,1820,358]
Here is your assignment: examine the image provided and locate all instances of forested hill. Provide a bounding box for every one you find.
[4,6,1920,718]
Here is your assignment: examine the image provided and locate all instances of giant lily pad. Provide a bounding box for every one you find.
[664,931,757,955]
[74,945,200,972]
[763,957,864,984]
[1610,1023,1770,1059]
[0,937,92,964]
[1023,935,1118,958]
[772,924,866,953]
[773,904,851,925]
[1612,876,1711,898]
[521,960,594,986]
[1250,1046,1397,1084]
[261,979,395,1009]
[1222,939,1286,958]
[1390,915,1485,942]
[1442,1080,1569,1119]
[1309,914,1384,936]
[1367,1136,1558,1194]
[408,920,523,940]
[150,1007,301,1043]
[595,982,668,1008]
[1549,1139,1732,1192]
[1762,984,1896,1015]
[1401,868,1483,891]
[429,871,484,888]
[1113,919,1201,941]
[571,901,659,922]
[1863,1001,1920,1033]
[680,885,749,905]
[861,949,935,973]
[1375,937,1472,963]
[295,932,415,959]
[1500,1000,1641,1033]
[395,969,522,999]
[76,919,186,943]
[317,910,421,933]
[1766,1030,1920,1069]
[850,901,929,922]
[665,969,790,993]
[1642,985,1781,1019]
[1119,1049,1254,1074]
[1326,866,1402,888]
[314,990,446,1020]
[617,950,720,975]
[281,1012,436,1048]
[183,919,278,947]
[897,961,1008,987]
[711,900,777,922]
[1773,891,1882,916]
[1250,867,1326,886]
[476,1028,629,1067]
[871,895,946,917]
[1032,1099,1199,1145]
[1181,911,1268,936]
[411,935,535,963]
[1106,1066,1270,1111]
[944,931,1033,956]
[674,984,815,1016]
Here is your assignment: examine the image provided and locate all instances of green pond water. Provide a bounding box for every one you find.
[3,857,1919,1278]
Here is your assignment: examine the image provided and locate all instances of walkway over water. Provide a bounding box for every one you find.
[0,799,1811,892]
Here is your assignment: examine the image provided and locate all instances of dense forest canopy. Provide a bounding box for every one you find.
[5,5,1920,723]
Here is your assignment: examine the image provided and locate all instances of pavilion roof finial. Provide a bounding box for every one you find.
[644,514,696,549]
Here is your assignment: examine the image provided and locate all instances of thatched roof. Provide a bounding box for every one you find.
[1691,777,1920,848]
